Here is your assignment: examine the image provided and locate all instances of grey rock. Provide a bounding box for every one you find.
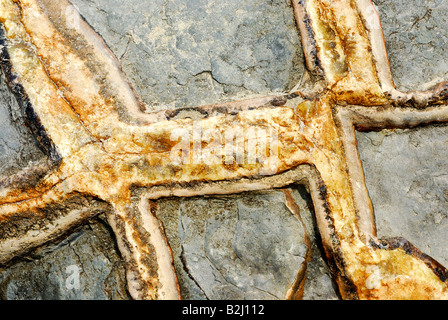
[70,0,304,110]
[289,187,340,300]
[357,126,448,267]
[0,0,447,300]
[373,0,448,91]
[156,190,312,300]
[0,68,45,178]
[0,218,130,300]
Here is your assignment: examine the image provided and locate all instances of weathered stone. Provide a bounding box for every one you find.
[69,0,305,110]
[0,68,45,179]
[289,187,340,300]
[0,0,326,300]
[373,0,448,90]
[0,217,130,300]
[357,0,448,268]
[0,0,447,300]
[67,0,334,300]
[357,126,448,267]
[156,190,311,300]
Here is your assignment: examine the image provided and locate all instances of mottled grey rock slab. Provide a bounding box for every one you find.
[0,69,45,178]
[156,190,308,300]
[70,0,305,110]
[155,188,338,300]
[357,126,448,267]
[0,218,130,300]
[374,0,448,91]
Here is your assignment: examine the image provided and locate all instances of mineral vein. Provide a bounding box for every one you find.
[1,0,448,299]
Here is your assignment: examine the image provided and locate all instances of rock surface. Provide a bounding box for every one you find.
[373,0,448,91]
[0,69,45,179]
[357,0,448,267]
[69,0,304,110]
[156,190,308,300]
[0,0,330,300]
[357,126,448,268]
[0,217,130,300]
[0,0,447,300]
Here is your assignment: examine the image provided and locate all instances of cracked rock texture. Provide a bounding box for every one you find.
[0,218,130,300]
[69,0,304,111]
[157,191,307,300]
[373,0,448,91]
[0,0,333,300]
[357,0,448,267]
[0,0,447,300]
[156,189,337,300]
[0,69,45,178]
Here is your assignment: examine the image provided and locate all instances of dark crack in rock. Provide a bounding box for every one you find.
[289,187,340,300]
[0,68,46,178]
